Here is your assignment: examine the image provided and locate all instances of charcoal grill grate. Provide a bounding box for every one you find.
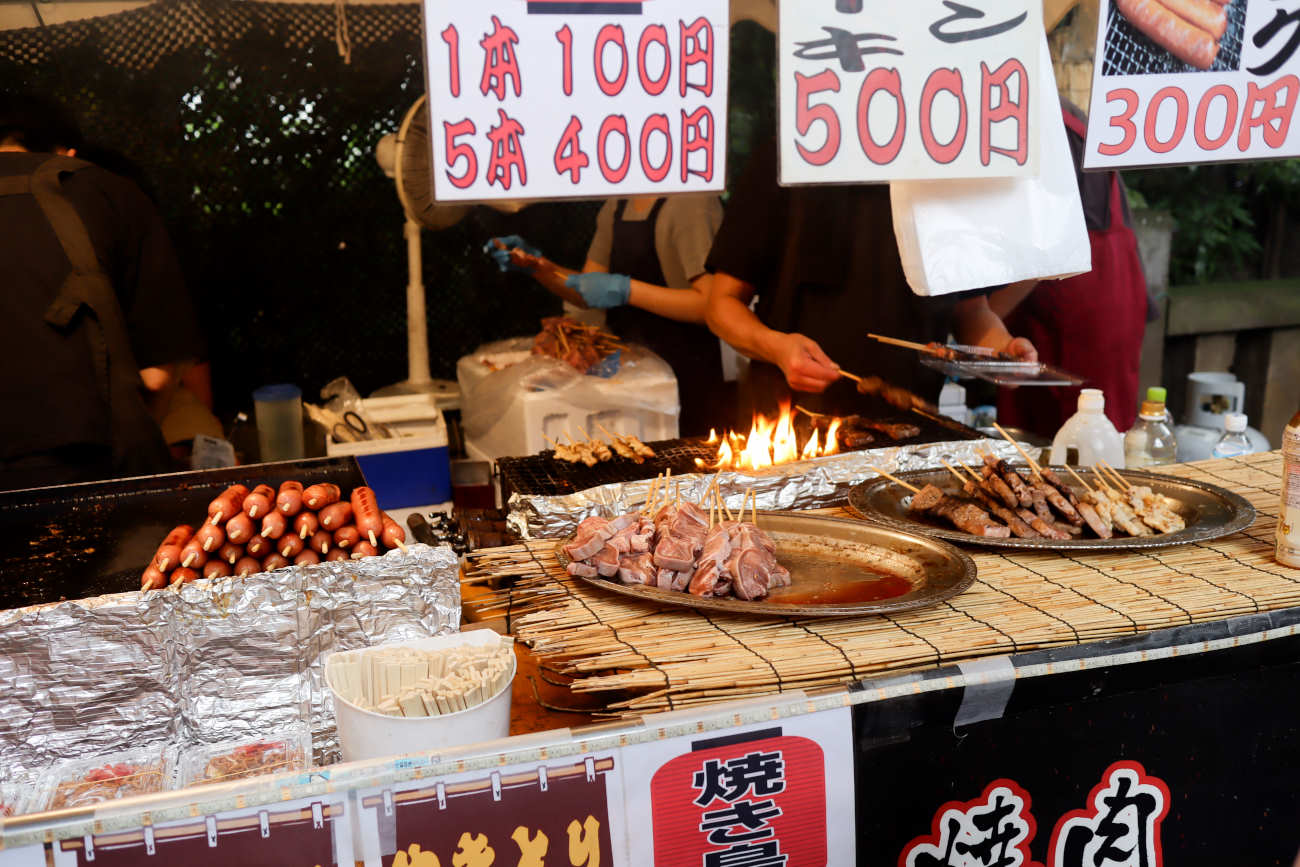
[1102,1,1248,76]
[497,412,982,498]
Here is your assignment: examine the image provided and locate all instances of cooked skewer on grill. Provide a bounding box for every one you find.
[564,430,600,467]
[595,422,655,462]
[543,434,583,464]
[577,426,614,462]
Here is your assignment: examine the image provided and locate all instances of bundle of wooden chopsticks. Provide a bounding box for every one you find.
[328,639,515,717]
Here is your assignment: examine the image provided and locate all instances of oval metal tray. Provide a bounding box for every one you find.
[557,511,976,618]
[847,466,1256,551]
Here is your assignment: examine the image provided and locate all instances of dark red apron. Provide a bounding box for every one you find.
[997,111,1148,438]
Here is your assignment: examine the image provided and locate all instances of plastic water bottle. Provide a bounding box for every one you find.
[1125,398,1178,468]
[1212,412,1254,459]
[1145,386,1175,427]
[1049,389,1126,467]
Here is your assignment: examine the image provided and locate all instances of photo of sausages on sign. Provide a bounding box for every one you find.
[1103,0,1249,74]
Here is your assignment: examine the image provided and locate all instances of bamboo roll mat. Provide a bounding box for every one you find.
[462,452,1296,717]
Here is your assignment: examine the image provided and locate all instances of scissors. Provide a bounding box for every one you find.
[331,410,370,443]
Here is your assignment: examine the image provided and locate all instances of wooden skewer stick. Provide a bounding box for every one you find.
[794,404,826,419]
[1063,463,1095,493]
[939,458,971,485]
[643,474,661,515]
[867,464,921,494]
[595,421,621,443]
[1097,459,1132,490]
[837,370,864,384]
[868,333,934,353]
[991,422,1044,482]
[369,531,379,548]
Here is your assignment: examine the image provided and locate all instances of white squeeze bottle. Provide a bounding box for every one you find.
[1276,408,1300,568]
[1049,389,1126,467]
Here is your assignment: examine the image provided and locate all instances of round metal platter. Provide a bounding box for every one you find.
[847,466,1256,551]
[557,511,977,618]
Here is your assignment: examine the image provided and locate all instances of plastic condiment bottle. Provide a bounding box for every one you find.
[1125,399,1178,468]
[1277,408,1300,568]
[1050,389,1125,467]
[1211,412,1253,459]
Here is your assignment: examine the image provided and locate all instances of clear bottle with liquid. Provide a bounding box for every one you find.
[1277,408,1300,568]
[1145,386,1175,427]
[1211,412,1253,459]
[1125,398,1178,468]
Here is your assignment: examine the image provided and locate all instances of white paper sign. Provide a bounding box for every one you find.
[1085,0,1300,168]
[423,0,729,202]
[779,0,1042,183]
[0,845,44,867]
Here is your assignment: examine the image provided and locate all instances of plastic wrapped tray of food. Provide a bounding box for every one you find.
[40,746,174,810]
[177,727,312,788]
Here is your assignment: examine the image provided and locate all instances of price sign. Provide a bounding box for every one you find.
[1085,0,1300,168]
[0,845,44,867]
[423,0,729,202]
[779,0,1042,183]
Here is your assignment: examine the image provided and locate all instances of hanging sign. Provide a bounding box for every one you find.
[422,0,729,202]
[50,794,355,867]
[1084,0,1300,168]
[0,845,44,867]
[778,0,1042,184]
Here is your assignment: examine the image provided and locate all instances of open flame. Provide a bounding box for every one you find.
[696,403,841,471]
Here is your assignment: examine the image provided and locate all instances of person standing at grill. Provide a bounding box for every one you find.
[704,136,1037,419]
[486,194,727,437]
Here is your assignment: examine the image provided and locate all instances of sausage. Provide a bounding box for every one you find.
[279,533,305,559]
[169,566,200,586]
[234,556,262,577]
[310,529,333,555]
[303,483,341,510]
[245,533,271,558]
[319,502,353,531]
[259,510,288,540]
[243,484,275,519]
[325,547,350,562]
[350,540,379,559]
[350,487,384,547]
[333,525,360,549]
[153,524,194,557]
[140,565,168,591]
[218,542,244,566]
[1158,0,1227,39]
[294,511,320,540]
[180,538,208,570]
[151,525,194,572]
[1116,0,1219,69]
[294,549,321,567]
[262,552,290,571]
[225,512,255,545]
[276,480,304,516]
[203,559,233,580]
[380,514,407,550]
[196,521,225,552]
[207,485,248,523]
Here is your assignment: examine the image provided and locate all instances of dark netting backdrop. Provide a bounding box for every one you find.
[0,1,775,417]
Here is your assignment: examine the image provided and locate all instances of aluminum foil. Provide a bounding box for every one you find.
[0,543,459,784]
[507,439,1036,539]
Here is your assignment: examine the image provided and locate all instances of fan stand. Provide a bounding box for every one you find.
[372,217,438,397]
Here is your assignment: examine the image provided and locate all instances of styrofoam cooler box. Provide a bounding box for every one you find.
[326,394,452,509]
[457,345,679,462]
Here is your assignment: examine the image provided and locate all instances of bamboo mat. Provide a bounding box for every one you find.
[462,452,1297,717]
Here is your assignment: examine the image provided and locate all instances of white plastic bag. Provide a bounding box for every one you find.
[890,35,1091,296]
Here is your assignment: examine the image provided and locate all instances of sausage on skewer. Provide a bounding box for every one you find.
[351,486,383,548]
[276,481,304,517]
[243,485,275,520]
[303,483,341,510]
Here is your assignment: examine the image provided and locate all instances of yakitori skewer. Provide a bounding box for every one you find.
[992,422,1045,482]
[867,464,921,494]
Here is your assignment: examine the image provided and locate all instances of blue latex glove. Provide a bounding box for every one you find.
[483,235,542,272]
[565,272,632,309]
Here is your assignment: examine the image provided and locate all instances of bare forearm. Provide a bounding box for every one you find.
[706,294,785,363]
[627,276,709,324]
[526,256,586,307]
[988,279,1039,319]
[952,297,1014,351]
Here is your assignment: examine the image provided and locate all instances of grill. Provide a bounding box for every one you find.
[496,410,982,498]
[1102,1,1248,76]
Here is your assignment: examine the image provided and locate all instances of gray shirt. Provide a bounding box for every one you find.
[586,194,723,288]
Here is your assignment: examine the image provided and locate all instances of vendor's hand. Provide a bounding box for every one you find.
[1002,336,1039,363]
[775,333,840,393]
[483,235,542,272]
[565,272,631,309]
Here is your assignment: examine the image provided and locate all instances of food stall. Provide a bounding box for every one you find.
[1,0,1299,864]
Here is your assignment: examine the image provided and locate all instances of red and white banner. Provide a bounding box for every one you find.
[779,0,1042,183]
[422,0,728,202]
[1085,0,1300,168]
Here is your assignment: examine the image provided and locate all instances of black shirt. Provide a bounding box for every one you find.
[706,138,963,416]
[0,152,203,460]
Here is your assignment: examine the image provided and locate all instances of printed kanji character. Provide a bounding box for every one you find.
[693,752,786,806]
[955,793,1020,867]
[479,14,522,100]
[567,815,601,866]
[1050,763,1169,867]
[394,843,441,867]
[1249,7,1300,76]
[792,27,902,72]
[703,841,788,867]
[512,826,548,867]
[930,1,1027,43]
[902,781,1039,867]
[700,800,783,832]
[485,109,527,190]
[451,832,495,867]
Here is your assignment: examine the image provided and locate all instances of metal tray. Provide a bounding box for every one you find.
[556,512,977,617]
[847,466,1256,551]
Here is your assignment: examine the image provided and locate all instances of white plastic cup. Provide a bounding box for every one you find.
[326,631,515,762]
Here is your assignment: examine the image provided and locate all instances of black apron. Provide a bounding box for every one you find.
[0,156,172,479]
[604,199,725,436]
